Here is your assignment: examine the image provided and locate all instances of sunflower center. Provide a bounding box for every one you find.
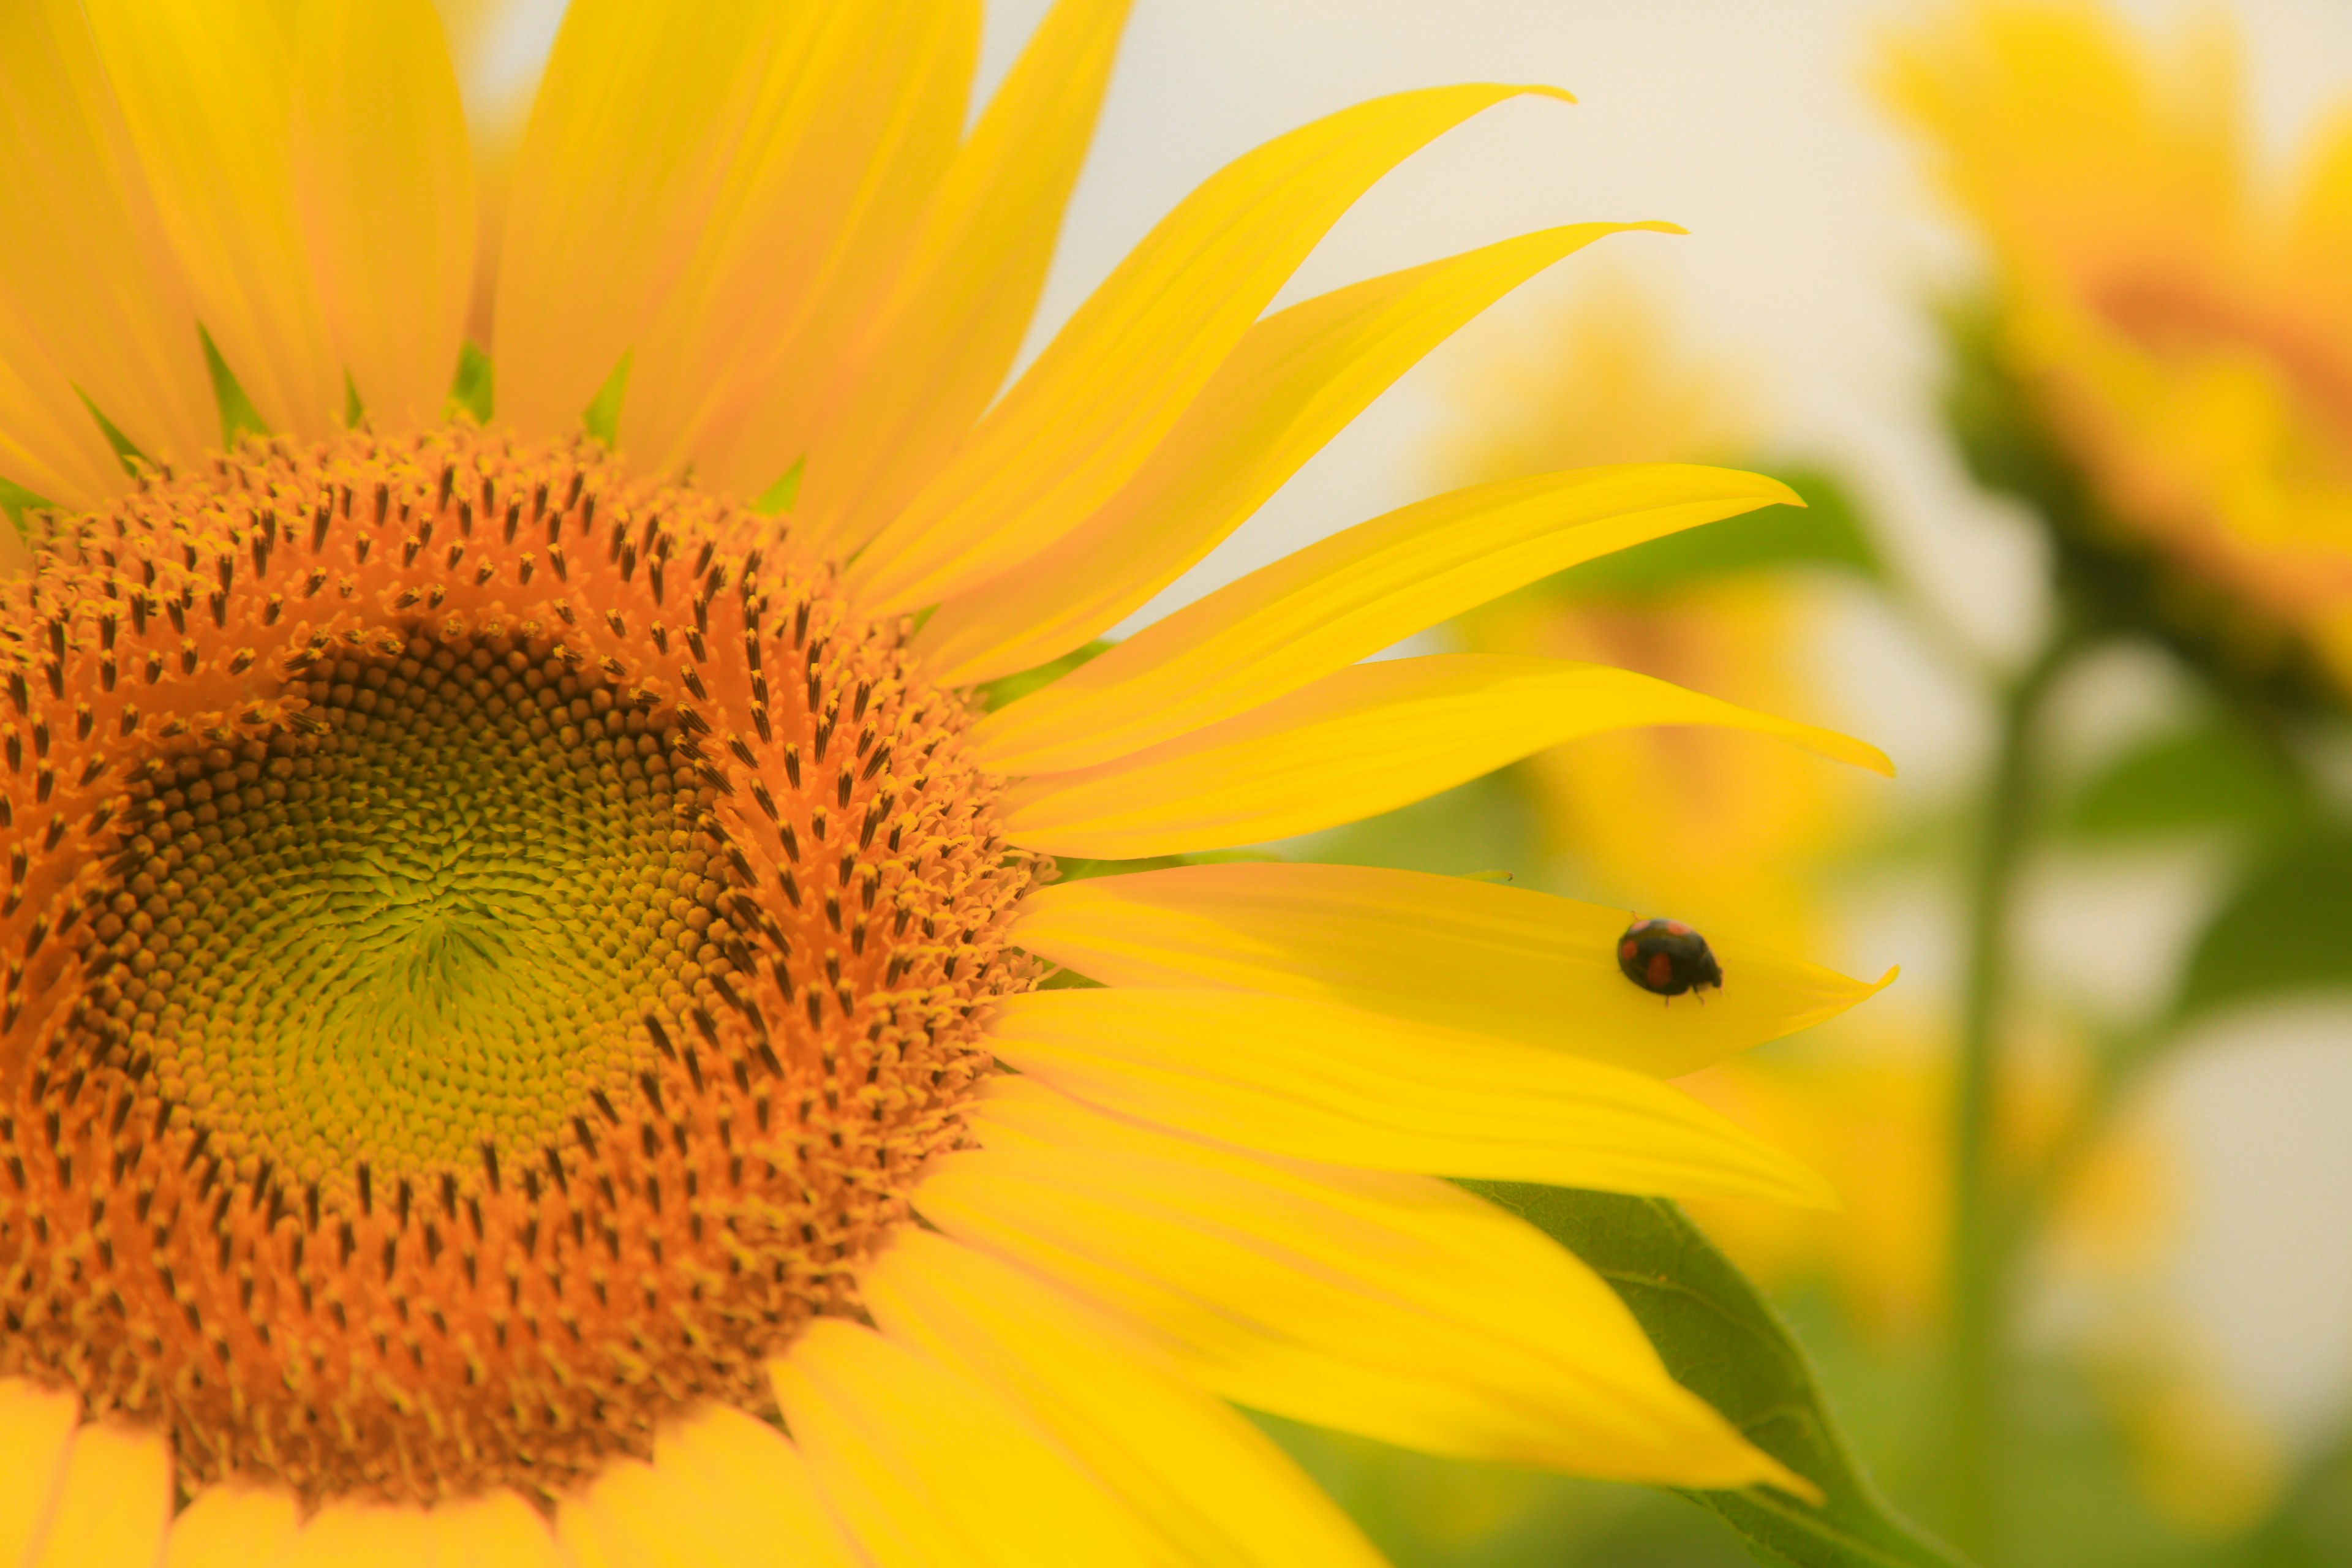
[140,641,710,1195]
[0,427,1038,1506]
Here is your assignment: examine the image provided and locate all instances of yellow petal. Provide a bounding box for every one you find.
[771,1317,1156,1568]
[0,1380,80,1567]
[921,226,1676,687]
[284,1501,437,1568]
[864,1229,1392,1568]
[918,1079,1800,1491]
[26,1420,172,1568]
[292,0,474,427]
[555,1404,860,1568]
[285,1492,565,1568]
[987,987,1833,1205]
[847,83,1573,612]
[1001,652,1894,859]
[970,462,1791,771]
[491,1,786,437]
[428,1491,570,1568]
[0,0,215,467]
[82,0,345,437]
[624,2,976,493]
[165,1487,298,1568]
[1014,861,1891,1077]
[793,0,1134,559]
[0,319,127,511]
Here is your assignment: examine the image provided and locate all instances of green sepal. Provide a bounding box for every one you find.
[1463,1182,1969,1568]
[972,638,1114,712]
[450,342,495,424]
[0,476,53,533]
[200,323,268,445]
[584,350,631,446]
[755,456,805,514]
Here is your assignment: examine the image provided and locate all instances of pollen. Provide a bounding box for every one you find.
[0,427,1039,1505]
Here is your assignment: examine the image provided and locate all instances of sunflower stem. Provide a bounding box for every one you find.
[1943,622,2078,1562]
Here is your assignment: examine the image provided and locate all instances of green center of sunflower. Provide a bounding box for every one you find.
[0,426,1041,1507]
[132,643,707,1196]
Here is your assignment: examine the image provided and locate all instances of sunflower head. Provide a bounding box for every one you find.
[0,0,1902,1555]
[2,423,1038,1503]
[1883,0,2352,704]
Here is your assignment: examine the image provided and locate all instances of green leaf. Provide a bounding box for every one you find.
[1464,1182,1969,1568]
[2060,715,2301,843]
[2176,830,2352,1021]
[1544,467,1882,600]
[2229,1421,2352,1567]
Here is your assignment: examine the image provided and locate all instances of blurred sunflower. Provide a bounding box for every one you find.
[1884,0,2352,701]
[0,1,1901,1561]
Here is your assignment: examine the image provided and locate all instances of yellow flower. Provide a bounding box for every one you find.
[1883,0,2352,694]
[0,2,1895,1559]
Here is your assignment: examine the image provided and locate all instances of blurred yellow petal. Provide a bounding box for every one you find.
[0,318,127,510]
[987,987,1834,1205]
[864,1230,1389,1568]
[556,1404,859,1568]
[2290,107,2352,264]
[1018,862,1890,1077]
[491,1,785,437]
[0,0,215,466]
[795,0,1133,557]
[971,462,1792,772]
[848,83,1573,612]
[771,1317,1156,1568]
[429,1491,570,1568]
[920,1079,1798,1491]
[1001,652,1893,859]
[292,0,474,427]
[434,0,544,349]
[164,1487,298,1568]
[0,1380,79,1566]
[284,1502,436,1568]
[26,1420,172,1568]
[921,224,1676,685]
[82,0,344,437]
[625,1,976,490]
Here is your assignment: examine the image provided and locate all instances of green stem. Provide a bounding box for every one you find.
[1943,627,2077,1561]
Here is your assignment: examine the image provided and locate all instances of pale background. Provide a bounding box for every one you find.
[465,0,2352,1455]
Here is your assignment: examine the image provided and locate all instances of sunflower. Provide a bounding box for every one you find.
[0,1,1896,1559]
[1883,0,2352,699]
